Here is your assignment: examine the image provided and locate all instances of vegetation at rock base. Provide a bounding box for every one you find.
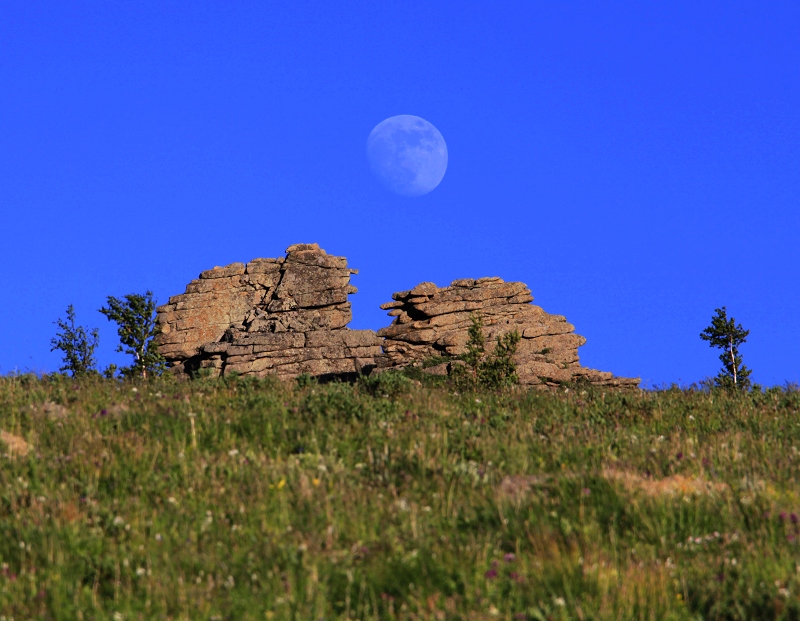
[700,307,752,391]
[451,313,521,391]
[1,374,799,620]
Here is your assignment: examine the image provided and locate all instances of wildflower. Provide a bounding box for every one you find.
[504,553,516,563]
[554,597,566,607]
[113,516,125,525]
[676,452,683,460]
[228,449,239,457]
[582,488,591,496]
[780,512,788,521]
[136,567,146,576]
[792,513,798,524]
[155,533,163,542]
[113,613,124,621]
[485,569,497,579]
[276,479,286,490]
[312,478,320,487]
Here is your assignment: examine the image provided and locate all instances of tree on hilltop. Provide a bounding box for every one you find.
[100,291,165,379]
[50,305,100,377]
[700,306,751,390]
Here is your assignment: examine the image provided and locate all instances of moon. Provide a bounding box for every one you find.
[366,115,448,196]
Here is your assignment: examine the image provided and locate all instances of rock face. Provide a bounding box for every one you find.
[155,244,383,380]
[377,278,639,388]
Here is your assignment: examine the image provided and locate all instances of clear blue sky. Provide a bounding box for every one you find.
[2,2,798,386]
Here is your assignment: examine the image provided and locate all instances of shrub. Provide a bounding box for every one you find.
[358,370,412,399]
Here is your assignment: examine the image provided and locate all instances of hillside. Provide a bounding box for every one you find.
[1,374,799,620]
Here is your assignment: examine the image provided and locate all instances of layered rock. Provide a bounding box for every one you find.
[378,278,639,388]
[155,244,382,380]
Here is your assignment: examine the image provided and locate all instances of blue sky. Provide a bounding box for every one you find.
[1,1,798,386]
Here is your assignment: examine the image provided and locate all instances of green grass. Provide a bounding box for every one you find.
[1,372,799,620]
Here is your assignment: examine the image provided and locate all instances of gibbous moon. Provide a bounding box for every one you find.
[366,115,448,196]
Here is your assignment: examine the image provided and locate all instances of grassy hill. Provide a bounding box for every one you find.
[1,373,799,620]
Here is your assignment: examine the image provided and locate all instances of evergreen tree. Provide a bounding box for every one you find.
[700,306,751,390]
[50,305,99,377]
[453,313,520,390]
[99,291,165,379]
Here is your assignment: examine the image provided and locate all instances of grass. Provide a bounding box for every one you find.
[1,372,799,620]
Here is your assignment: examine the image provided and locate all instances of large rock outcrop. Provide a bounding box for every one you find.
[156,244,638,388]
[377,278,639,388]
[154,244,382,380]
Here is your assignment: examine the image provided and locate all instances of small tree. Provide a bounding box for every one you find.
[700,306,751,390]
[99,291,165,379]
[50,305,99,377]
[453,313,521,390]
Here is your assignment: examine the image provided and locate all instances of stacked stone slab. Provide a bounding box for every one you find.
[154,244,382,380]
[378,278,639,388]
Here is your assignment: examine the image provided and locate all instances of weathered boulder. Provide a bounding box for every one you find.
[155,244,382,380]
[378,278,639,388]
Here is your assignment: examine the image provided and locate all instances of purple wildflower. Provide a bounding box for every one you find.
[504,552,516,563]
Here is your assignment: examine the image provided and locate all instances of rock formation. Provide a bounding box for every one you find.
[156,244,638,388]
[377,278,639,388]
[154,244,382,380]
